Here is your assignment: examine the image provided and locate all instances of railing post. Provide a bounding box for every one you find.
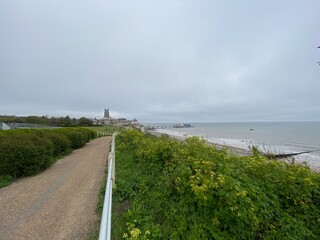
[111,132,117,185]
[108,153,115,187]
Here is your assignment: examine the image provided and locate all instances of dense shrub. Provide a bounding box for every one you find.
[82,127,97,139]
[0,127,95,179]
[42,132,71,156]
[57,129,87,149]
[55,127,95,149]
[113,130,320,240]
[0,135,54,177]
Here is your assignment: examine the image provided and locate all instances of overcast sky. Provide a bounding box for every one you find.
[1,0,320,123]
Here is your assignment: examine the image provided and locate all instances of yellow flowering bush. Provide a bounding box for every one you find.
[113,130,320,239]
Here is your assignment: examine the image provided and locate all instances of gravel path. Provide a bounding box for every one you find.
[0,136,111,240]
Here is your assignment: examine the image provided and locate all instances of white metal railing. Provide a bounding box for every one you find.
[99,132,117,240]
[96,131,109,138]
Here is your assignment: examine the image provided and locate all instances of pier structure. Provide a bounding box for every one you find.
[151,123,194,129]
[153,125,173,129]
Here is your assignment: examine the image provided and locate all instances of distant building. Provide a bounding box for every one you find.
[93,108,142,128]
[104,108,110,119]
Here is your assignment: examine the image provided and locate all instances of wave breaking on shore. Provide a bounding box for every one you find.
[151,129,320,172]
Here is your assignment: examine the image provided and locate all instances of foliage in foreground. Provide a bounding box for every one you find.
[0,128,95,180]
[113,130,320,240]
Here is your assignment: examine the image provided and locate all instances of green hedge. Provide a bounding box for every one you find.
[42,132,71,157]
[0,128,95,178]
[114,130,320,240]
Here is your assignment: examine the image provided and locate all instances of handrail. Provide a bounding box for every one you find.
[99,132,117,240]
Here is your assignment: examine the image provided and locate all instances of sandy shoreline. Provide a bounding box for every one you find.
[148,130,252,156]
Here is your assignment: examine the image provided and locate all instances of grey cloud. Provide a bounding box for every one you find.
[1,0,320,122]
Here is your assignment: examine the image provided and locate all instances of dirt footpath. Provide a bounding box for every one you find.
[0,136,111,240]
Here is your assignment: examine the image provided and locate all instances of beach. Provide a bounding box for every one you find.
[149,129,252,156]
[148,124,320,172]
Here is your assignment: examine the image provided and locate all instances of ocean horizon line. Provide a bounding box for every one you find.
[143,120,320,125]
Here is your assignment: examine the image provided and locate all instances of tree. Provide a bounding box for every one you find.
[63,116,72,127]
[78,117,93,126]
[25,116,49,125]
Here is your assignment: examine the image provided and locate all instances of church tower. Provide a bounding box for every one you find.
[104,108,110,119]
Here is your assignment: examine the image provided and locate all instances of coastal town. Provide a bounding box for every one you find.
[91,108,140,128]
[0,108,141,130]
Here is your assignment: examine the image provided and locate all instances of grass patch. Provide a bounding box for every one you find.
[111,150,141,239]
[0,175,13,188]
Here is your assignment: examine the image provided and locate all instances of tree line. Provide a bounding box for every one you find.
[0,115,94,127]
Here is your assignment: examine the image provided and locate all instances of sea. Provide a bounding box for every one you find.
[146,122,320,170]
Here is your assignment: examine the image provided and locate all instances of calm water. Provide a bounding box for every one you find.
[149,122,320,169]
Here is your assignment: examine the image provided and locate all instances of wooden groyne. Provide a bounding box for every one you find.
[264,150,319,159]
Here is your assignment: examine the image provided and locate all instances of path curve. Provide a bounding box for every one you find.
[0,136,111,240]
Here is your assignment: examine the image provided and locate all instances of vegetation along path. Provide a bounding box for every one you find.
[0,136,111,240]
